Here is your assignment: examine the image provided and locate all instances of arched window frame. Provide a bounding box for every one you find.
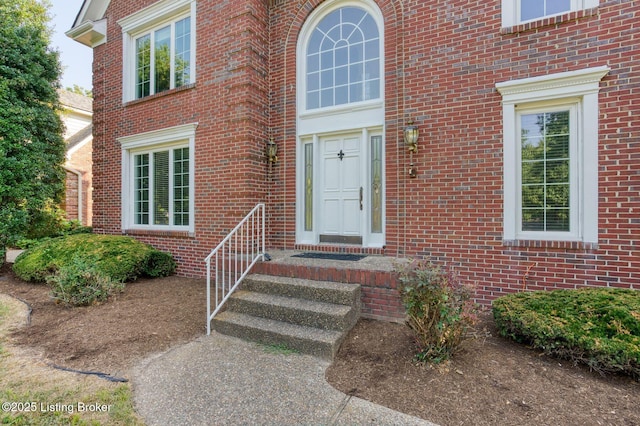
[297,0,385,118]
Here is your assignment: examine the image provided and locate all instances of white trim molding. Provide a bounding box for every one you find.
[118,123,198,233]
[501,0,600,28]
[496,66,610,244]
[119,0,197,103]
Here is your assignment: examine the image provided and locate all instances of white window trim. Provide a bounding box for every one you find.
[118,123,198,233]
[501,0,599,28]
[496,66,609,244]
[119,0,197,103]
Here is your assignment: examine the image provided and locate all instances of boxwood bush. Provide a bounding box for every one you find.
[493,288,640,379]
[13,234,176,284]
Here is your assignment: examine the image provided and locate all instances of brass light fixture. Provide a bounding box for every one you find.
[266,138,278,164]
[404,120,419,153]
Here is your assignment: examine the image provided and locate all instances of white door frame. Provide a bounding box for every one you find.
[296,126,385,248]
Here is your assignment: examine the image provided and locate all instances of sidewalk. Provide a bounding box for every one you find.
[132,332,436,426]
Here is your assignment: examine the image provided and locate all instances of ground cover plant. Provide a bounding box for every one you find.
[12,234,175,306]
[396,259,478,363]
[493,287,640,379]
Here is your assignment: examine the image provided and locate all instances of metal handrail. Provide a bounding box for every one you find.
[205,203,265,335]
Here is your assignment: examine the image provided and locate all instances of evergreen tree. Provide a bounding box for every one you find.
[0,0,66,263]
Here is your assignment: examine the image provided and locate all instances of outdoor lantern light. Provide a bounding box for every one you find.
[404,120,419,153]
[266,138,278,164]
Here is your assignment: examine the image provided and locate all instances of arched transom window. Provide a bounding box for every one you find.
[305,6,380,110]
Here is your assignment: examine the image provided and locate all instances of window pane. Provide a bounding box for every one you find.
[305,6,380,110]
[365,78,380,100]
[335,45,348,67]
[521,0,544,21]
[546,160,569,184]
[522,185,543,208]
[349,83,362,103]
[371,135,383,233]
[365,59,379,79]
[521,0,570,21]
[547,184,569,208]
[173,147,189,226]
[154,26,171,94]
[349,43,363,62]
[304,144,313,231]
[522,161,544,184]
[153,151,170,225]
[522,209,544,231]
[520,110,571,233]
[335,66,348,86]
[335,85,348,105]
[546,0,571,16]
[521,136,544,161]
[307,53,320,73]
[342,7,366,26]
[136,35,151,99]
[320,88,333,108]
[546,209,570,231]
[307,91,319,109]
[175,17,191,87]
[134,154,149,224]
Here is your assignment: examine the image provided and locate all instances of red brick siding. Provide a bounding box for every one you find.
[66,140,93,226]
[92,0,639,317]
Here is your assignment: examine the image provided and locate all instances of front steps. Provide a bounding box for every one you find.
[212,274,361,360]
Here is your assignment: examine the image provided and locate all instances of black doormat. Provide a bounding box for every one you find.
[292,252,366,261]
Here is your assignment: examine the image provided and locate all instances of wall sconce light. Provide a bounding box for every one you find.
[404,120,419,153]
[266,138,278,164]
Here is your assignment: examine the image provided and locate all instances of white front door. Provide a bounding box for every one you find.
[319,134,362,244]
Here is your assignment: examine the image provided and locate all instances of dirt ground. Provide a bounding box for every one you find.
[1,266,638,425]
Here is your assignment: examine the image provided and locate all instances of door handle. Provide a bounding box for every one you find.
[359,187,363,211]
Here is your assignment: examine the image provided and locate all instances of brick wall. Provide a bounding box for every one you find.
[267,0,639,305]
[92,0,271,275]
[91,0,639,315]
[66,140,93,226]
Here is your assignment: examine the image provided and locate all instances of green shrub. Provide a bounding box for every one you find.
[396,260,478,364]
[47,257,124,306]
[15,221,92,249]
[492,288,640,379]
[13,234,176,283]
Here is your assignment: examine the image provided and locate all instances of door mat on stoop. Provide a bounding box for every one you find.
[292,252,366,261]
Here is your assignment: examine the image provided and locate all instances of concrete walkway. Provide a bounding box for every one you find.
[132,332,436,426]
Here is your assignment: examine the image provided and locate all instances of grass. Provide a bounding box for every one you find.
[260,343,300,356]
[0,296,144,425]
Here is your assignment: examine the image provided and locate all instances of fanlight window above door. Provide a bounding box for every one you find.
[305,6,381,110]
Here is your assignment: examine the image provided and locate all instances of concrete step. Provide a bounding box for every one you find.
[212,273,362,359]
[242,274,361,307]
[226,290,358,331]
[212,311,345,359]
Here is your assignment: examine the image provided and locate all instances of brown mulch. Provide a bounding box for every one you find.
[1,264,639,425]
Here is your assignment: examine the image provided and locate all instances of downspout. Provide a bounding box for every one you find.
[64,165,83,225]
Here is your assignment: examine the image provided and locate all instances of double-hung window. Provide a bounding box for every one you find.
[496,66,609,244]
[501,0,599,27]
[518,105,576,234]
[120,0,196,102]
[119,124,197,233]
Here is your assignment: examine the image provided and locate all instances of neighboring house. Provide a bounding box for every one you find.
[67,0,638,318]
[59,89,93,226]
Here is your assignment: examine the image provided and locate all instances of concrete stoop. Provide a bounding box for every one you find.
[212,274,361,360]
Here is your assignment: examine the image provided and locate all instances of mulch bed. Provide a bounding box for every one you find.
[1,264,638,425]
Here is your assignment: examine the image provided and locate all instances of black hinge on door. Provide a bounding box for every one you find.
[359,187,363,210]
